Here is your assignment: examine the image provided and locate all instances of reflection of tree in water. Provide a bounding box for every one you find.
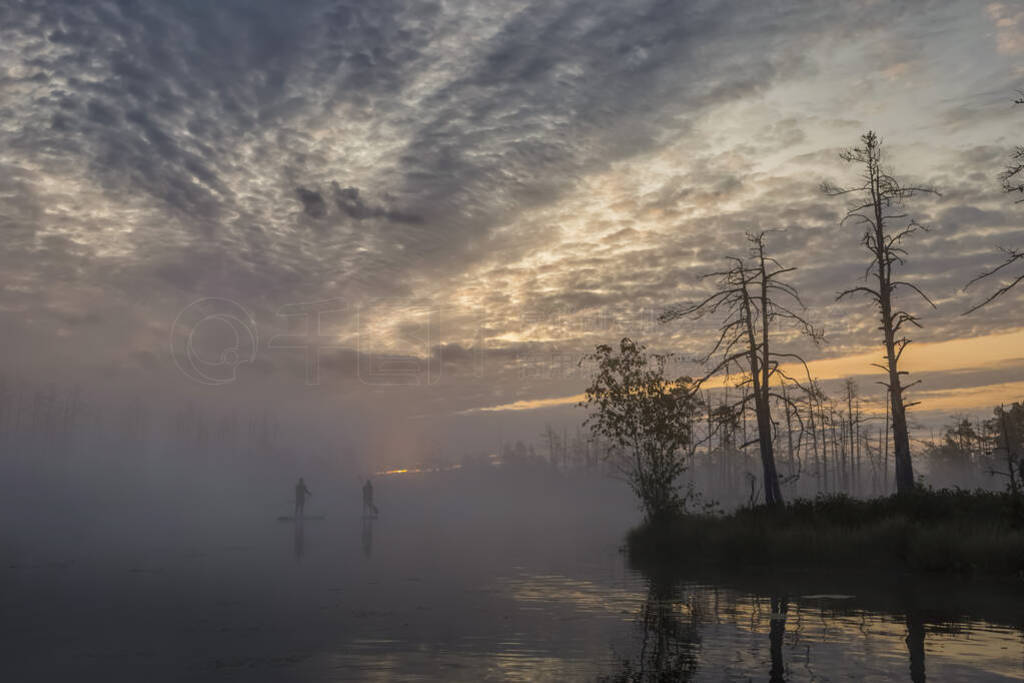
[604,575,700,682]
[608,558,971,682]
[905,609,926,683]
[769,595,788,683]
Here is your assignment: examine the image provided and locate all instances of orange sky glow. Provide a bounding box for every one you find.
[469,328,1024,416]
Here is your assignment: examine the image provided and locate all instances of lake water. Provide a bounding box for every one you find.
[2,466,1023,681]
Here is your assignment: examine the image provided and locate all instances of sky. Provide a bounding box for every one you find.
[1,0,1023,464]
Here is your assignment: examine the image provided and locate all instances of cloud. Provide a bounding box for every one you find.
[295,187,327,218]
[0,0,1021,442]
[330,182,423,224]
[987,3,1024,55]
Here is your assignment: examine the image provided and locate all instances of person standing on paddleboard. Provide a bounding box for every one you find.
[295,477,312,518]
[362,479,378,516]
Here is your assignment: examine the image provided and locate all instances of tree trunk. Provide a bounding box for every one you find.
[875,176,916,494]
[999,405,1019,496]
[820,399,830,494]
[756,395,783,506]
[739,279,783,507]
[784,387,796,486]
[889,370,914,493]
[809,400,820,495]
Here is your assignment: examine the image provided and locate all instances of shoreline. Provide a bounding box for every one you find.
[626,489,1024,580]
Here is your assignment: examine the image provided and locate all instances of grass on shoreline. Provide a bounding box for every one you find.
[627,489,1024,577]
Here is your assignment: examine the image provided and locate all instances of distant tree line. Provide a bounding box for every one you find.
[0,372,337,470]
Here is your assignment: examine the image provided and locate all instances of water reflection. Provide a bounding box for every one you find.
[361,516,374,558]
[292,518,304,560]
[607,571,700,681]
[604,564,1024,681]
[273,530,1024,682]
[769,595,787,683]
[906,609,926,683]
[16,475,1022,681]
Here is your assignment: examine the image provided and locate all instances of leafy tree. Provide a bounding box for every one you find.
[985,403,1024,496]
[922,415,988,489]
[822,131,939,495]
[579,338,699,521]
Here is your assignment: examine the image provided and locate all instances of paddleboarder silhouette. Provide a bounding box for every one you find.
[362,479,378,517]
[294,477,312,518]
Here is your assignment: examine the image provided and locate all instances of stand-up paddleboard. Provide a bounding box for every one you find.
[277,515,326,521]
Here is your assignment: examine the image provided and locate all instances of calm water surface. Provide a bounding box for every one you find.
[3,468,1022,681]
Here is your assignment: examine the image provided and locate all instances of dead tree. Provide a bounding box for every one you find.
[782,383,799,486]
[995,404,1020,497]
[964,247,1024,314]
[823,131,939,495]
[883,391,891,494]
[661,232,821,506]
[963,93,1024,313]
[1001,91,1024,199]
[805,382,823,494]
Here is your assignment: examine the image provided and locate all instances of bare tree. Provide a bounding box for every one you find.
[962,93,1024,313]
[1001,91,1024,199]
[822,131,939,495]
[804,380,824,494]
[964,247,1024,314]
[661,232,820,506]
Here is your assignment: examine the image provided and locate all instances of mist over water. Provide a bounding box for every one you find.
[3,446,1024,681]
[1,456,637,681]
